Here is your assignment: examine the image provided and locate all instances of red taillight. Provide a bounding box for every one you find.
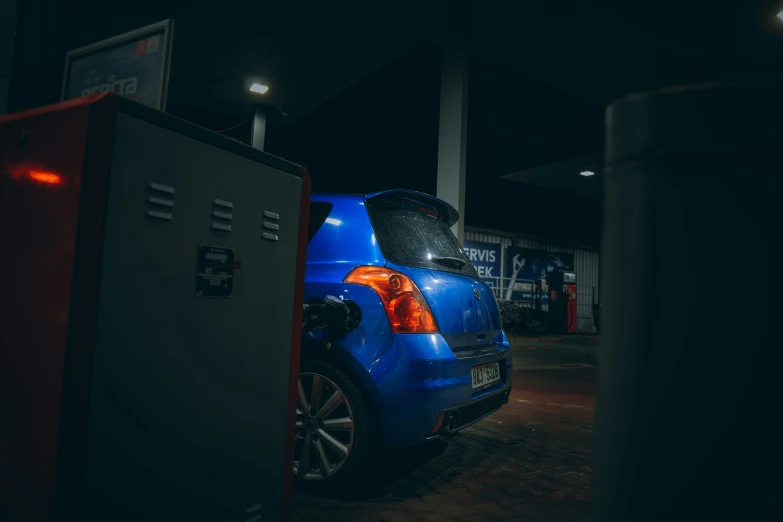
[343,266,438,334]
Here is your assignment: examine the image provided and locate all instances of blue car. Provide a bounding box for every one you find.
[295,190,512,486]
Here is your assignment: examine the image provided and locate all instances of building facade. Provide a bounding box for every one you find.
[464,226,600,333]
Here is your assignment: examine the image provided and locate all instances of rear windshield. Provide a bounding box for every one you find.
[366,199,477,277]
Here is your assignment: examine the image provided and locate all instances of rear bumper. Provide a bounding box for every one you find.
[425,385,512,441]
[365,332,513,447]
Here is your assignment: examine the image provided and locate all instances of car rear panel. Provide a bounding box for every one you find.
[359,191,512,446]
[367,332,512,446]
[364,191,504,351]
[304,195,395,367]
[386,264,502,350]
[305,191,513,447]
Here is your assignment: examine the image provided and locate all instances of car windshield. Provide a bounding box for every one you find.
[366,198,477,277]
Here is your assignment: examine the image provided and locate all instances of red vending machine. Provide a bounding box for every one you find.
[0,94,310,522]
[564,272,578,334]
[545,270,578,334]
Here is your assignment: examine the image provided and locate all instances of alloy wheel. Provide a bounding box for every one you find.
[294,372,355,480]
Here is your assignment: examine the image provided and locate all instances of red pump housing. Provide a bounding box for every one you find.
[1,93,310,522]
[566,279,578,334]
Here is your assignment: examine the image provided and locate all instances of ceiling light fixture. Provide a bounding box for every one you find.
[249,83,269,95]
[580,170,595,177]
[777,11,783,22]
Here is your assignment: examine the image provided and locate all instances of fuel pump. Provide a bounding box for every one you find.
[0,94,312,522]
[565,272,577,334]
[545,270,578,334]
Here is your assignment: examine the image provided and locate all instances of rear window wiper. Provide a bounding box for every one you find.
[429,256,467,268]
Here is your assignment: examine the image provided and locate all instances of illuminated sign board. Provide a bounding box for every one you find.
[463,240,502,287]
[61,20,174,111]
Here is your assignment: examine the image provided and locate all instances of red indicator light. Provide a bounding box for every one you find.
[5,164,66,186]
[417,206,439,218]
[27,170,63,185]
[430,412,446,434]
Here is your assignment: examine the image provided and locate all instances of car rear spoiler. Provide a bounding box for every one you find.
[365,190,460,227]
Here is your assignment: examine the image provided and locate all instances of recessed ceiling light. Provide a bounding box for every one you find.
[777,11,783,22]
[249,83,269,95]
[580,171,595,177]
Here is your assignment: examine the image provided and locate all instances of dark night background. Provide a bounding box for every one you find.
[171,44,604,247]
[10,0,783,249]
[3,4,783,522]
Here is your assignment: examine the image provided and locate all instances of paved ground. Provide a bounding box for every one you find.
[291,367,595,522]
[510,337,598,370]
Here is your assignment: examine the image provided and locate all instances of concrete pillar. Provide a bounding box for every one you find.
[251,107,267,151]
[596,174,604,327]
[436,0,470,242]
[0,0,18,114]
[595,79,780,521]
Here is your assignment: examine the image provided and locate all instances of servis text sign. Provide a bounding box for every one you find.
[462,240,501,287]
[62,21,173,111]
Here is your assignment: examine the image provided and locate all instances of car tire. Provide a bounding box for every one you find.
[293,359,377,492]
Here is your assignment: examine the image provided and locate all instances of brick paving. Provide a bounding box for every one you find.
[291,368,595,522]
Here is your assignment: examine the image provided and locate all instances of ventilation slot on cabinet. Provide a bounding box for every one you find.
[262,209,280,241]
[211,198,233,232]
[245,503,262,522]
[146,182,175,221]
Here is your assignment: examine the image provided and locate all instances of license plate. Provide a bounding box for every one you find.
[471,362,500,390]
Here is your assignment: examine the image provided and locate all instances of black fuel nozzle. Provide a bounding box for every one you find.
[343,299,362,331]
[302,296,362,338]
[321,295,350,326]
[322,297,362,343]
